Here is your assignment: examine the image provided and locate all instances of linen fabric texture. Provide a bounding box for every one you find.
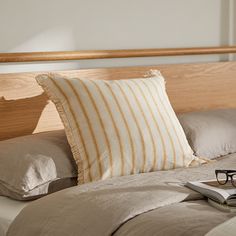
[37,72,195,184]
[178,109,236,159]
[0,130,77,200]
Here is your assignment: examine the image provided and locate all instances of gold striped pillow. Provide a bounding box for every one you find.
[37,72,195,184]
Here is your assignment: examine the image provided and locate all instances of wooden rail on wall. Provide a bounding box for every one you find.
[0,46,236,63]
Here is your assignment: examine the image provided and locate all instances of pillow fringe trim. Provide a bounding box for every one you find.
[36,74,85,184]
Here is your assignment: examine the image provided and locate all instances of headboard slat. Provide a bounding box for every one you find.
[1,61,236,141]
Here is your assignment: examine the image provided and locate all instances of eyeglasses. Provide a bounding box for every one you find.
[215,170,236,187]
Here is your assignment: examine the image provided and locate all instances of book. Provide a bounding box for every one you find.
[208,198,236,213]
[186,180,236,206]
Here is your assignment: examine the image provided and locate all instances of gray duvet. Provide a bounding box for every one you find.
[7,154,236,236]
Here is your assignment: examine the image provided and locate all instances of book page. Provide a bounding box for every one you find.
[186,180,233,203]
[203,181,236,195]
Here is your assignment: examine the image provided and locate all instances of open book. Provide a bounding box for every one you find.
[186,180,236,206]
[208,198,236,213]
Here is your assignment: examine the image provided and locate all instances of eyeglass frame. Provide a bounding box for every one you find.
[215,169,236,187]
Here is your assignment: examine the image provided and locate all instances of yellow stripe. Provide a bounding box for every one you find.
[132,80,167,170]
[141,80,176,169]
[105,83,136,175]
[126,82,156,172]
[79,79,113,177]
[116,83,146,173]
[90,80,125,176]
[49,77,92,182]
[66,79,103,179]
[151,79,186,166]
[149,79,180,168]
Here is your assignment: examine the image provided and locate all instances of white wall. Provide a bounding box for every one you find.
[0,0,235,73]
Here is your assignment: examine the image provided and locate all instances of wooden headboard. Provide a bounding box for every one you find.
[1,46,236,141]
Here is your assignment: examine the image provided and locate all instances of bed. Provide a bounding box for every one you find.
[0,46,236,236]
[0,196,29,236]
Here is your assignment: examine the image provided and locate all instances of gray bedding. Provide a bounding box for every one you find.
[0,196,29,236]
[115,200,233,236]
[7,154,236,236]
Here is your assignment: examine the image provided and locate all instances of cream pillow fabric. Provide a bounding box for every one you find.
[37,71,195,184]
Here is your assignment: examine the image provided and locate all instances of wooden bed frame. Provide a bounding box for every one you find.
[0,46,236,141]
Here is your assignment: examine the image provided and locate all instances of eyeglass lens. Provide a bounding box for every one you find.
[216,172,228,185]
[231,175,236,187]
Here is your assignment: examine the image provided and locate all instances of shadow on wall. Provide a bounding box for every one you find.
[0,92,48,140]
[0,0,235,73]
[1,0,234,53]
[220,0,230,61]
[0,1,77,52]
[220,0,236,61]
[234,0,236,60]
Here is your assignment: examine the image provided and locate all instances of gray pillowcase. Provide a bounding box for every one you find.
[0,130,77,200]
[178,109,236,159]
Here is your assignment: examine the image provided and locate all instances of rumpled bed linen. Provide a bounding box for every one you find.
[7,154,236,236]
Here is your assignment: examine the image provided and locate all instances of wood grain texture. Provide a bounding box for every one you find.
[1,61,236,140]
[0,46,236,63]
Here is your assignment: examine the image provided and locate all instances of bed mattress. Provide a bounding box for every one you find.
[0,196,29,236]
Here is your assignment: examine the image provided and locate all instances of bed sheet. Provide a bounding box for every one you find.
[0,196,29,236]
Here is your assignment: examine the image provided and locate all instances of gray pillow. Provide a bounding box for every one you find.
[0,130,77,200]
[178,109,236,159]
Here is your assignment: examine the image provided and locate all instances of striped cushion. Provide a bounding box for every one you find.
[37,72,195,184]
